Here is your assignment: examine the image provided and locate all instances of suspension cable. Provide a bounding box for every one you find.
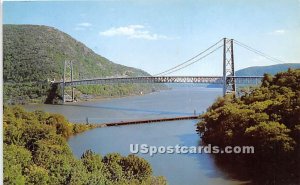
[162,44,223,75]
[154,38,224,76]
[233,40,286,63]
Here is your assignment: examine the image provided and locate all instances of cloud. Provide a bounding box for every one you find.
[75,22,92,31]
[77,22,92,27]
[99,25,173,40]
[269,29,286,35]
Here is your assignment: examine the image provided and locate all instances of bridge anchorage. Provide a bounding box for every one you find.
[56,38,265,103]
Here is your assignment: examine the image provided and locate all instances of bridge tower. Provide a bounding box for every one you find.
[62,60,75,103]
[223,38,236,96]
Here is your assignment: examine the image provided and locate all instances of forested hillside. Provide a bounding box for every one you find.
[236,63,300,76]
[197,69,300,184]
[3,24,164,103]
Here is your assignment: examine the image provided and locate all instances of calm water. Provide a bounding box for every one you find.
[26,87,249,185]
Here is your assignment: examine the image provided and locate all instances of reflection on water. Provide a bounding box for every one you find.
[25,87,251,185]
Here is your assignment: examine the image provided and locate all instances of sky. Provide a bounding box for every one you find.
[3,0,300,75]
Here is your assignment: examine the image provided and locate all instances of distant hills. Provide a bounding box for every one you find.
[3,24,164,103]
[235,63,300,76]
[207,63,300,88]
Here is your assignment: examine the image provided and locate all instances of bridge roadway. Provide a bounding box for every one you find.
[53,76,264,86]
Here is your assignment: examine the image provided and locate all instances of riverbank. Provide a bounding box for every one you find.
[63,87,170,105]
[24,87,255,184]
[35,87,249,185]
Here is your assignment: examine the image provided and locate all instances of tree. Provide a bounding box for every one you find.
[197,69,300,183]
[3,106,167,185]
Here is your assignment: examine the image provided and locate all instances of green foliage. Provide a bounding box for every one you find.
[4,82,50,104]
[46,114,73,138]
[4,144,32,185]
[3,24,166,104]
[3,106,167,185]
[103,153,125,182]
[245,121,295,154]
[24,165,50,185]
[121,154,153,182]
[197,69,300,182]
[76,84,163,99]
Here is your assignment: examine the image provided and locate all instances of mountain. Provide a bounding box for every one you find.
[3,24,164,103]
[235,63,300,76]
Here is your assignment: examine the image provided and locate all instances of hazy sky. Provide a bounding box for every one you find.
[3,0,300,75]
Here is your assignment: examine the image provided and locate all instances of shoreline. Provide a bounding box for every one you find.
[67,86,222,105]
[63,88,171,105]
[23,88,171,106]
[26,86,222,106]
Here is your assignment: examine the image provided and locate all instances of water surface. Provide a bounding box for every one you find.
[26,87,249,185]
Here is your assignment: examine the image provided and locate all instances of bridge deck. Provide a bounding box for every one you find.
[53,76,264,86]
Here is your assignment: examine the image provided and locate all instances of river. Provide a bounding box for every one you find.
[25,87,250,185]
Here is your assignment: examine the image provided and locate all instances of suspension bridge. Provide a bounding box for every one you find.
[52,38,284,103]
